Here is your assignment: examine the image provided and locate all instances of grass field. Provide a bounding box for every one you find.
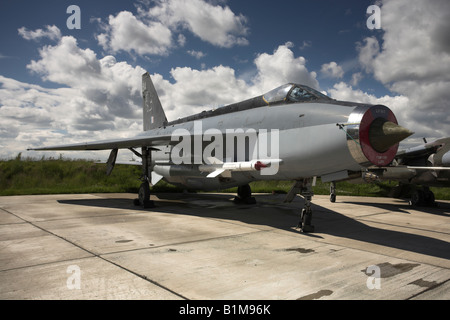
[1,155,449,200]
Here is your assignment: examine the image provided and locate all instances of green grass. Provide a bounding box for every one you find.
[0,155,140,195]
[1,155,449,200]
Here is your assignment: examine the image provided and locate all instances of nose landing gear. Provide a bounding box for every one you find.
[285,178,315,233]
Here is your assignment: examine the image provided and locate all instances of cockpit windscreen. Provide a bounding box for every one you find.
[263,84,331,105]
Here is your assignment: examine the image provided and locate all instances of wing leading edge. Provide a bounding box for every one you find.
[27,134,173,151]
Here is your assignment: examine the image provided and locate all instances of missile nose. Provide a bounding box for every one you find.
[369,118,414,153]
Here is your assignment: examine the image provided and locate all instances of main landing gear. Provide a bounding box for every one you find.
[133,147,155,208]
[133,179,155,208]
[410,186,436,207]
[285,179,315,233]
[390,183,437,207]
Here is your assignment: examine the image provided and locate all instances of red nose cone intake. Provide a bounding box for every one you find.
[360,105,412,166]
[347,105,413,167]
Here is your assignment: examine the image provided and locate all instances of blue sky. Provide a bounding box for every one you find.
[1,0,449,159]
[1,0,380,89]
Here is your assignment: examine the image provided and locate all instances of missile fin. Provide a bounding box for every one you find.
[207,169,226,178]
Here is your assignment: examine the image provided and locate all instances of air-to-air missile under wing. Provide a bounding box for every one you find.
[28,72,413,232]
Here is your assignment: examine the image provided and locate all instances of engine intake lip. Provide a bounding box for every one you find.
[346,104,400,167]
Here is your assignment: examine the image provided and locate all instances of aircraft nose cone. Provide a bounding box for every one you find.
[369,118,414,153]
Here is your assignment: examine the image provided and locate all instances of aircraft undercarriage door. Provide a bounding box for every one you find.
[106,148,118,176]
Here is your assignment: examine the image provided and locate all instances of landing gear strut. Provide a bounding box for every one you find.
[234,184,256,204]
[133,147,155,208]
[299,180,315,233]
[285,179,315,233]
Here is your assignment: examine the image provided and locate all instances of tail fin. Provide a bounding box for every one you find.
[142,72,167,131]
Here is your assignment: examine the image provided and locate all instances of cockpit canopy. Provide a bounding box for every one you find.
[168,83,333,126]
[263,83,332,104]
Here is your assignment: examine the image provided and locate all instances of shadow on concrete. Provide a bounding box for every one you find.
[341,199,450,217]
[58,193,450,261]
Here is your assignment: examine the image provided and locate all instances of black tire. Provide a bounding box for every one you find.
[410,190,424,206]
[237,184,251,199]
[139,182,150,208]
[300,208,314,233]
[424,190,435,207]
[330,194,336,203]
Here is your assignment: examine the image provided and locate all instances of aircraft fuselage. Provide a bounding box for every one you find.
[145,101,399,190]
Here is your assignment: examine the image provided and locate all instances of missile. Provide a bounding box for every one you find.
[199,158,283,178]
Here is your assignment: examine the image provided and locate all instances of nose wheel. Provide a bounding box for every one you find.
[330,181,336,203]
[300,208,314,233]
[298,189,315,233]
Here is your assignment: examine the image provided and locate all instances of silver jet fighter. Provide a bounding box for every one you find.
[29,72,413,232]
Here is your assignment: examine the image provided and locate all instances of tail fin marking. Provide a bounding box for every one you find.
[142,72,167,131]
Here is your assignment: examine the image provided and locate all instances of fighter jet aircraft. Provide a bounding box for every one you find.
[327,137,450,206]
[28,72,413,232]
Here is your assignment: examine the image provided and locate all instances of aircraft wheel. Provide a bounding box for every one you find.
[410,189,424,206]
[424,189,436,207]
[329,182,336,203]
[300,208,315,233]
[330,194,336,203]
[138,182,154,208]
[237,184,251,199]
[234,184,256,204]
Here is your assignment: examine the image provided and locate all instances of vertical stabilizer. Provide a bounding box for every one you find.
[142,72,167,131]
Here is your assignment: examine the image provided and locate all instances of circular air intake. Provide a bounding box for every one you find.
[346,105,413,167]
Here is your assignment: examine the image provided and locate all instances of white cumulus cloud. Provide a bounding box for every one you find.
[1,38,319,159]
[96,11,173,56]
[321,61,344,79]
[252,42,319,91]
[95,0,249,57]
[146,0,249,48]
[344,0,450,143]
[18,25,61,42]
[0,35,149,159]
